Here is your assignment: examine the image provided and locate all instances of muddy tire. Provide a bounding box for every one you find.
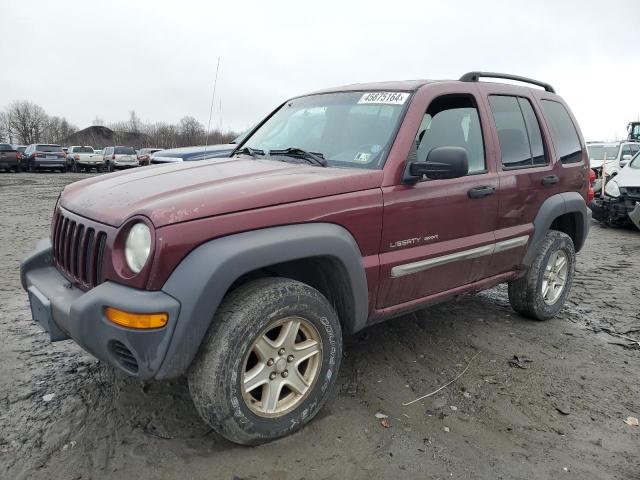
[508,230,575,321]
[188,277,342,445]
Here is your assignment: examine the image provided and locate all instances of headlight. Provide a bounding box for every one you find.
[125,223,151,273]
[604,179,621,198]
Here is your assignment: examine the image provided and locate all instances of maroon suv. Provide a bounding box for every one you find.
[21,72,591,445]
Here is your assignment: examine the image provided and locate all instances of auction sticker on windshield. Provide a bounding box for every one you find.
[358,92,410,105]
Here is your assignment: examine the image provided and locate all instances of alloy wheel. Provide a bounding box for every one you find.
[542,250,568,305]
[241,316,322,417]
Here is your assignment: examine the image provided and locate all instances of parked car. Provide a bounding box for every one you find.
[94,149,103,156]
[149,144,234,164]
[137,148,164,166]
[587,141,640,176]
[21,71,591,445]
[23,144,67,172]
[14,145,27,169]
[591,151,640,229]
[102,146,139,171]
[67,146,106,172]
[0,143,20,172]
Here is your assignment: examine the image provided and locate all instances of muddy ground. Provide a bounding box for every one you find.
[0,172,638,480]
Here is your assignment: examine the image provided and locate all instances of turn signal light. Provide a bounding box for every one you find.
[104,307,168,329]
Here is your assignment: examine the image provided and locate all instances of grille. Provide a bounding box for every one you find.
[52,209,107,289]
[623,186,640,199]
[110,341,139,373]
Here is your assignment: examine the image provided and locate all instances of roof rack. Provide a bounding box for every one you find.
[459,71,555,93]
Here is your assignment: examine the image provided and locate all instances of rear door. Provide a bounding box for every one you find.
[377,86,500,308]
[477,91,561,277]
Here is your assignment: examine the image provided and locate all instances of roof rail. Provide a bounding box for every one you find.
[459,71,555,93]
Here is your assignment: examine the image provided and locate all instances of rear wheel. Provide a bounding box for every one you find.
[188,277,342,445]
[508,230,575,320]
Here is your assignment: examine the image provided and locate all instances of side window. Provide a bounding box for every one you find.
[518,98,547,165]
[489,95,547,168]
[630,144,640,155]
[621,144,632,158]
[540,100,582,164]
[414,95,486,174]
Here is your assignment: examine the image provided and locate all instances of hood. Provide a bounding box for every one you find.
[60,158,383,227]
[612,163,640,188]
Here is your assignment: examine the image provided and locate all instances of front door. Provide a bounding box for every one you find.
[377,90,499,309]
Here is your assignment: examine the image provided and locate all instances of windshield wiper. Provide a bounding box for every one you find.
[235,146,265,158]
[269,147,327,167]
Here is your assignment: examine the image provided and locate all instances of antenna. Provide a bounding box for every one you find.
[204,57,221,156]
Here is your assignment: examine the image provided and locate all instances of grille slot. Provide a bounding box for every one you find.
[110,341,139,373]
[51,209,108,290]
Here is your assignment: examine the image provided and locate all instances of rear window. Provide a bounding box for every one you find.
[587,144,620,160]
[0,144,14,151]
[17,146,26,153]
[540,100,582,164]
[115,147,135,154]
[36,145,63,152]
[73,146,94,153]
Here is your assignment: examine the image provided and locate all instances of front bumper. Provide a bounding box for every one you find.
[590,196,640,230]
[21,239,181,379]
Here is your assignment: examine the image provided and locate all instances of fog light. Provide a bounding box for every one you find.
[105,307,168,329]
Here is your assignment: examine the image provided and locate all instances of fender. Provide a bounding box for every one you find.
[523,192,591,267]
[156,223,368,379]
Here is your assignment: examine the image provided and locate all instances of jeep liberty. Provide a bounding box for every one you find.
[21,72,591,445]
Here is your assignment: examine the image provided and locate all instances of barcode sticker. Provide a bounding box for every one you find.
[357,92,410,105]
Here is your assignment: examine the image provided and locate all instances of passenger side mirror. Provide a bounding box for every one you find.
[404,146,469,183]
[622,154,633,162]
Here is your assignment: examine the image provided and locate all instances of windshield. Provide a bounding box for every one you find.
[115,147,135,154]
[36,145,62,152]
[241,91,410,169]
[630,151,640,169]
[587,145,620,160]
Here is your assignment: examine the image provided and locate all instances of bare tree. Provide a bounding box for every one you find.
[128,110,141,135]
[93,116,105,126]
[0,111,12,143]
[179,116,205,145]
[5,100,47,144]
[43,116,77,144]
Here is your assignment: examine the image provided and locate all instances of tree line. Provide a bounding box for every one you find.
[0,101,77,145]
[0,101,239,148]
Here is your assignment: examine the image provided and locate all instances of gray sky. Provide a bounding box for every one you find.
[1,0,638,140]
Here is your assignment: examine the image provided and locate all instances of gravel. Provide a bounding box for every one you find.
[1,172,639,479]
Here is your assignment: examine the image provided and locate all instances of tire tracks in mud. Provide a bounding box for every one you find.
[1,173,640,480]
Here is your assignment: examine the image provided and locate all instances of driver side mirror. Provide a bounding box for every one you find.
[622,154,633,162]
[404,146,469,183]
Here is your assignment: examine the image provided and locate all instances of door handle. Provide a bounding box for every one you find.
[468,185,496,199]
[541,175,559,186]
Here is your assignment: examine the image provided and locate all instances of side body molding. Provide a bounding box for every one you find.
[157,223,368,379]
[523,191,591,267]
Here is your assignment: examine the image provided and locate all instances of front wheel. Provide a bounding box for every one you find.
[188,278,342,445]
[508,230,575,320]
